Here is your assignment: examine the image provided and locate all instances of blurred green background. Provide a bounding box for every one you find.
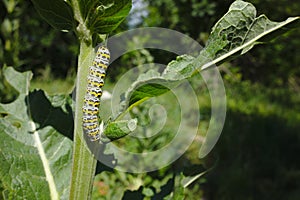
[0,0,299,199]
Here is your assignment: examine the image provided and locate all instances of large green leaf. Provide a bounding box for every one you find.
[87,0,132,34]
[71,0,131,40]
[114,0,299,120]
[31,0,75,31]
[0,67,73,199]
[194,0,300,71]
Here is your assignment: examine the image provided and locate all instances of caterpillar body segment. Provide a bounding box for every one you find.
[82,46,110,141]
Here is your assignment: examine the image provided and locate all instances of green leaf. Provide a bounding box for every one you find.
[104,118,137,141]
[0,67,73,199]
[172,173,185,200]
[88,0,132,34]
[31,0,75,31]
[196,0,300,71]
[114,69,179,120]
[162,55,195,80]
[142,187,154,197]
[115,0,299,121]
[72,0,131,40]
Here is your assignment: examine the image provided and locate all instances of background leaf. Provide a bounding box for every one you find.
[0,67,73,199]
[31,0,75,31]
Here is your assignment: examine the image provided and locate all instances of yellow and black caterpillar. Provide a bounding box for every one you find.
[82,46,110,141]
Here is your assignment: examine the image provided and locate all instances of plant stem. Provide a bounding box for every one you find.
[69,42,97,200]
[115,97,150,121]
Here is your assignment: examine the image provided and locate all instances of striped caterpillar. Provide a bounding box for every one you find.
[82,46,110,141]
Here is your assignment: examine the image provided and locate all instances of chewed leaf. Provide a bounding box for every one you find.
[162,55,195,80]
[3,67,31,95]
[0,67,73,199]
[1,68,31,120]
[196,0,300,71]
[113,0,299,122]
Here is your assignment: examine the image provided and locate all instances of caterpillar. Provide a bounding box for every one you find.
[82,46,110,141]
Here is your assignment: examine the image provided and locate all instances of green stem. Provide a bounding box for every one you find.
[115,97,150,121]
[69,42,97,200]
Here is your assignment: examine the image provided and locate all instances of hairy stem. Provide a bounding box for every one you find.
[69,42,97,200]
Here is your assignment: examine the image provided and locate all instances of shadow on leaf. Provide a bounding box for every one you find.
[27,90,74,140]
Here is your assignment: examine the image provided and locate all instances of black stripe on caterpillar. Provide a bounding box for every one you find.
[82,46,110,141]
